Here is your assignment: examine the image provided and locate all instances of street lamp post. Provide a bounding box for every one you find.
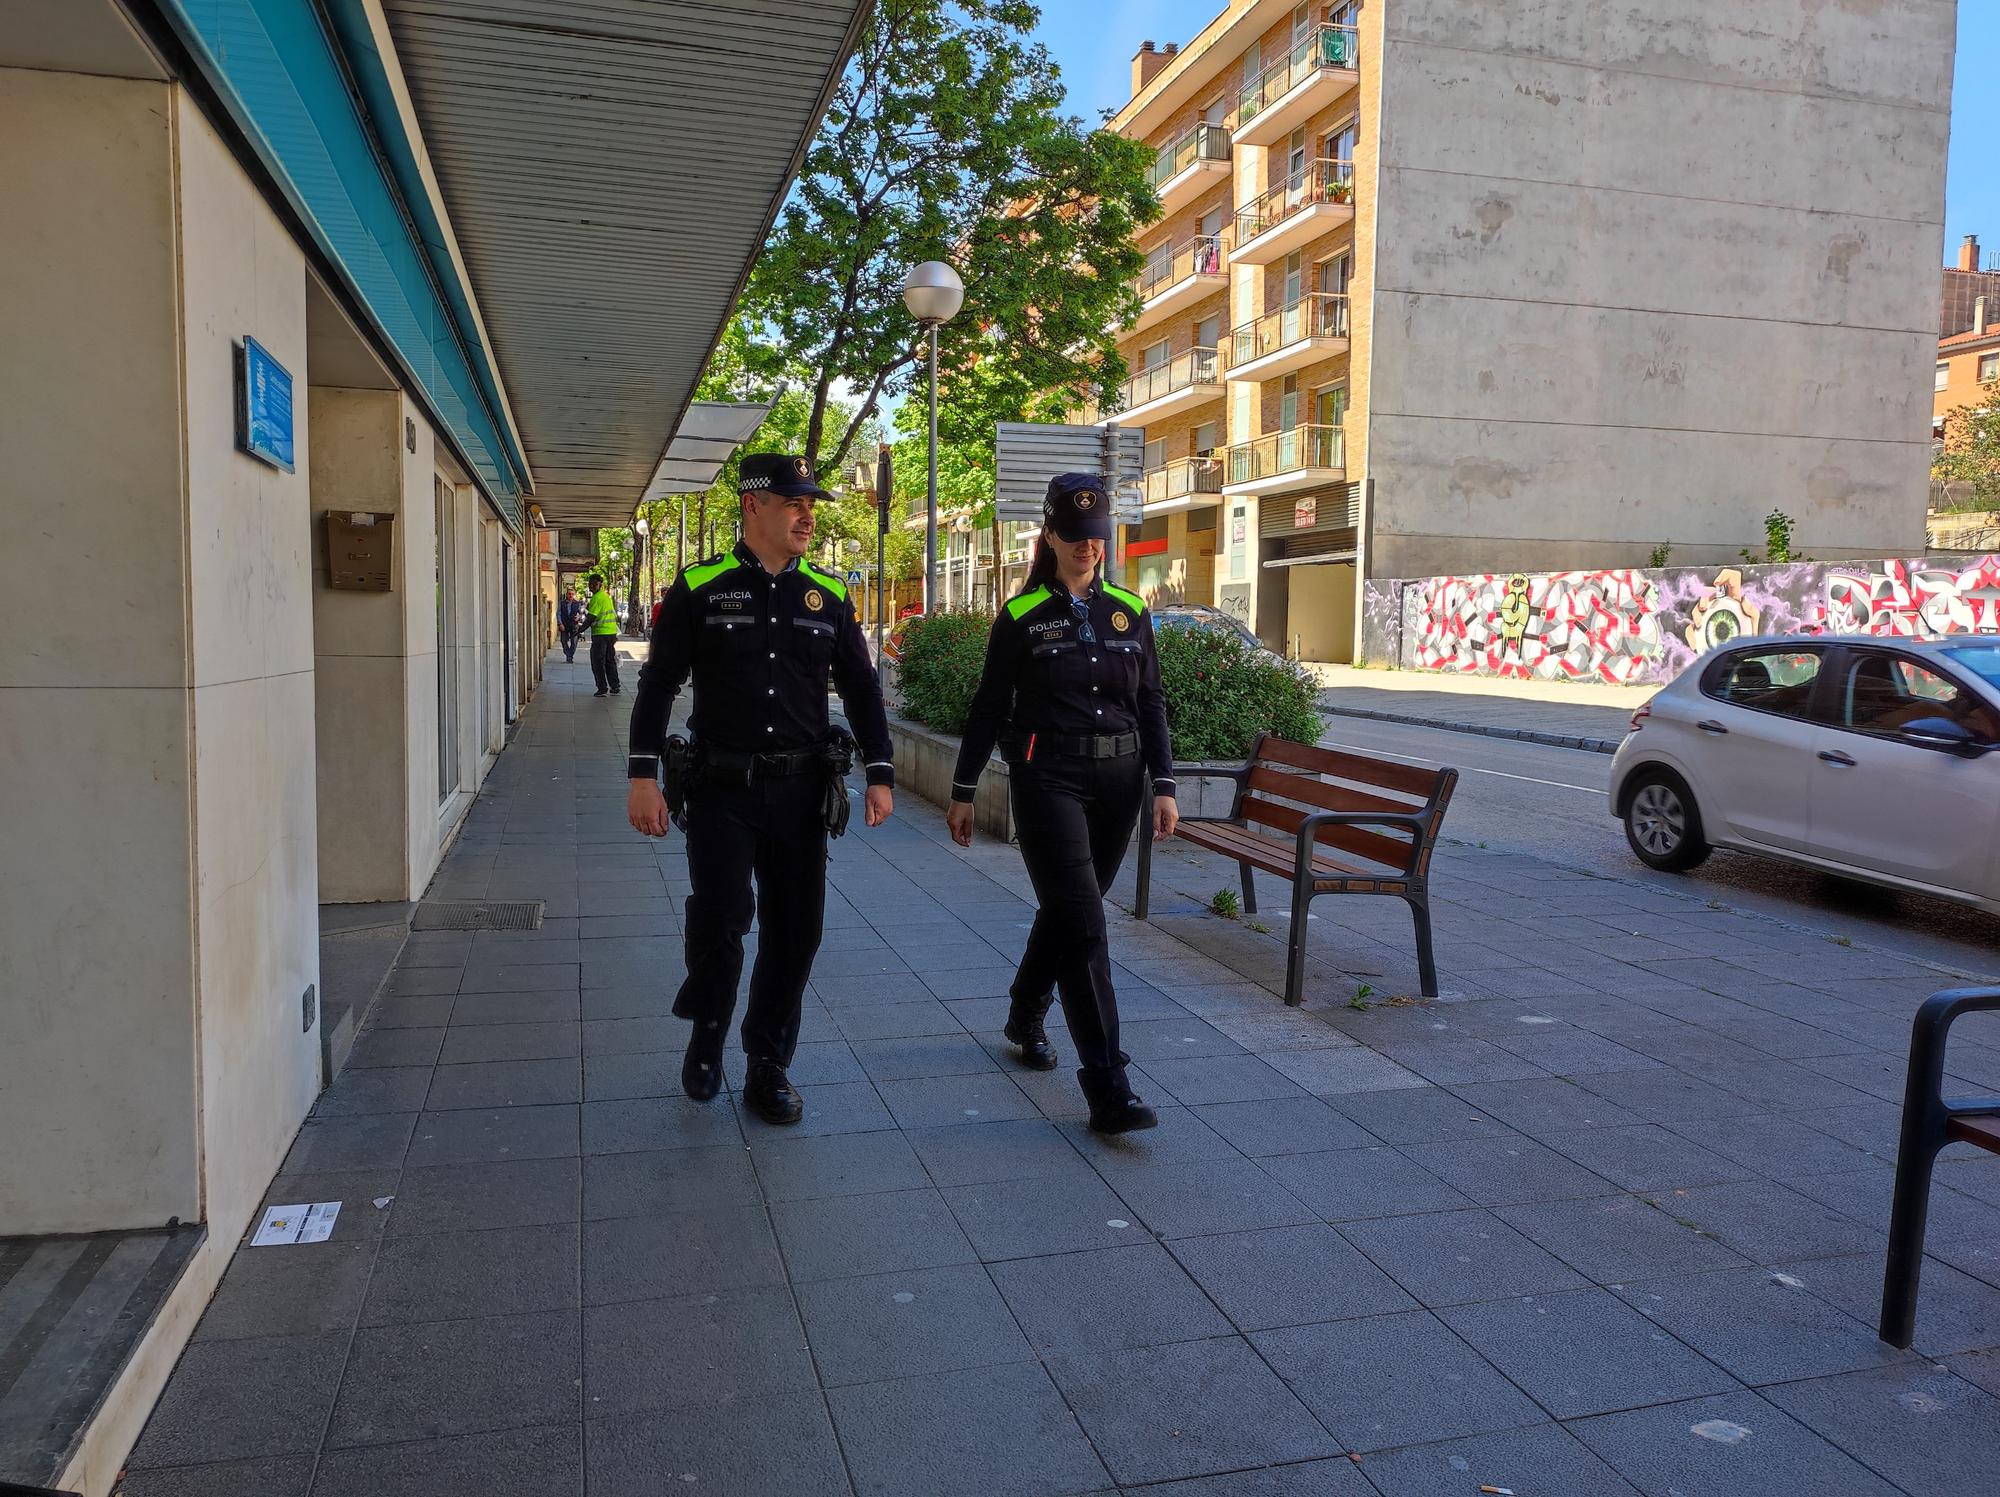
[901,261,963,614]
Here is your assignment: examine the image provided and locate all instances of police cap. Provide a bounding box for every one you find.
[1042,471,1114,542]
[739,453,833,501]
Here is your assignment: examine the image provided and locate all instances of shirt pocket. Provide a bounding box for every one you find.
[1101,638,1144,697]
[791,616,837,664]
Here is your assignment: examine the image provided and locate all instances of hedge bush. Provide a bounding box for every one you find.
[896,609,993,734]
[1155,624,1323,761]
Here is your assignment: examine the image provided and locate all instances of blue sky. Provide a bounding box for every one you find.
[1034,3,1996,264]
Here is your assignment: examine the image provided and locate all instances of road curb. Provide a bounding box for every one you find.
[1318,703,1623,755]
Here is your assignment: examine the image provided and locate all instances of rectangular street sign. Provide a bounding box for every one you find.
[995,422,1146,525]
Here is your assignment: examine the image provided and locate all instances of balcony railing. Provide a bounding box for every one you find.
[1238,25,1359,125]
[1229,293,1350,369]
[1148,122,1231,192]
[1235,159,1354,245]
[1226,424,1345,485]
[1141,456,1225,506]
[1118,346,1223,412]
[1139,233,1227,300]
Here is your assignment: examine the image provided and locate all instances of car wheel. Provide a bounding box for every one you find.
[1623,771,1711,872]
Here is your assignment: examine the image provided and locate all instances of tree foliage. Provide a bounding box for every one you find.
[745,0,1157,475]
[1935,403,2000,510]
[1154,626,1324,761]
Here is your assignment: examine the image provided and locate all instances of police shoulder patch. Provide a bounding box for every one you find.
[1101,582,1146,617]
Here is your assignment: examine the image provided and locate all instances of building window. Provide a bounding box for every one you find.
[1937,362,1950,391]
[1981,353,1999,384]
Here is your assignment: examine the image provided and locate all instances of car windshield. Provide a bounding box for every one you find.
[1942,643,2000,691]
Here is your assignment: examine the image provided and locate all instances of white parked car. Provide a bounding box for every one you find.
[1608,635,2000,914]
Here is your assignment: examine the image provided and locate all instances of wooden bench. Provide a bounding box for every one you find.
[1879,986,2000,1348]
[1133,733,1458,1005]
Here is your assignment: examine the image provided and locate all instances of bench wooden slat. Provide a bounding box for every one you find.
[1947,1115,2000,1153]
[1239,796,1415,873]
[1253,734,1444,799]
[1244,766,1415,817]
[1178,821,1386,884]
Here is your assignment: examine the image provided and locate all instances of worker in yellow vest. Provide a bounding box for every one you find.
[585,571,621,696]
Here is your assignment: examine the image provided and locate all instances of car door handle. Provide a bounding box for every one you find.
[1818,750,1856,767]
[1696,720,1728,735]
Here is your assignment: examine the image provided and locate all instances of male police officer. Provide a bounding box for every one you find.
[626,454,895,1124]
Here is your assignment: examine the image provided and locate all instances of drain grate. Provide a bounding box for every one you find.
[411,900,544,932]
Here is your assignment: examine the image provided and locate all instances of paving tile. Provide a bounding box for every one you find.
[118,1458,315,1497]
[907,1117,1094,1187]
[874,1070,1039,1129]
[583,1204,788,1305]
[459,962,581,994]
[1118,1459,1375,1496]
[943,1171,1148,1262]
[1399,1135,1620,1207]
[584,1284,815,1417]
[1139,1054,1309,1106]
[361,1223,578,1325]
[404,1105,578,1167]
[1496,1194,1749,1282]
[346,1026,445,1070]
[310,1424,582,1497]
[1050,1336,1340,1485]
[579,1095,741,1154]
[128,1331,348,1466]
[1105,1156,1315,1238]
[193,1236,375,1343]
[1355,1422,1641,1497]
[1337,1208,1584,1311]
[426,1057,580,1111]
[1261,1047,1429,1096]
[1169,1222,1415,1331]
[1570,1389,1904,1497]
[387,1157,579,1236]
[582,1051,676,1102]
[1798,1250,2000,1359]
[1116,1016,1246,1061]
[1375,1037,1550,1085]
[1446,1078,1644,1136]
[448,989,581,1026]
[1328,1086,1522,1145]
[1189,1096,1378,1157]
[327,1309,581,1447]
[587,1388,849,1497]
[1611,1266,1912,1385]
[799,1260,1032,1385]
[438,1019,581,1065]
[1950,1346,2000,1398]
[1255,1309,1542,1455]
[1440,1288,1739,1420]
[772,1186,977,1281]
[850,1032,998,1081]
[749,1127,931,1200]
[581,1016,682,1057]
[575,1134,758,1219]
[1760,1364,2000,1497]
[828,1361,1109,1497]
[1259,1146,1471,1223]
[1664,1178,1883,1263]
[990,1241,1231,1354]
[282,1113,416,1174]
[365,992,457,1029]
[386,965,461,996]
[1540,1123,1756,1192]
[1055,1104,1241,1176]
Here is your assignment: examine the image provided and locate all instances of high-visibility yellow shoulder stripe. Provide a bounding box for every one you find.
[683,554,742,591]
[1101,581,1147,616]
[799,561,847,601]
[1005,586,1053,621]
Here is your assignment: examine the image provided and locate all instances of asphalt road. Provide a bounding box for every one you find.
[1314,714,2000,980]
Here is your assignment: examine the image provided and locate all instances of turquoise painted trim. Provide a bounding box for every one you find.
[1006,586,1053,621]
[154,0,526,525]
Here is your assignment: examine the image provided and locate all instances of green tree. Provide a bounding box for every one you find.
[746,0,1156,475]
[1935,404,2000,509]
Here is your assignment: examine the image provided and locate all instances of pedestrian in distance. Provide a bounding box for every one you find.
[650,585,670,633]
[946,473,1178,1133]
[557,581,584,663]
[626,454,896,1125]
[585,571,621,695]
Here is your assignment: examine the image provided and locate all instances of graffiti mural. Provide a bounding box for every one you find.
[1374,555,2000,685]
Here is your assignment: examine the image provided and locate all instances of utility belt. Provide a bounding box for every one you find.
[663,729,856,838]
[999,729,1140,764]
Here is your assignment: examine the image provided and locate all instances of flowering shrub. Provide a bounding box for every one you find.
[1155,624,1323,760]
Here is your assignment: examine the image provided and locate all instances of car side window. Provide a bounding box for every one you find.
[1701,647,1823,718]
[1841,654,2000,743]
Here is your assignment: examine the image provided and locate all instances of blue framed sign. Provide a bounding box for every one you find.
[235,336,296,472]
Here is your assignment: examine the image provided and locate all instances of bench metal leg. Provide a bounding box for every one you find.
[1284,880,1313,1007]
[1134,803,1153,921]
[1239,861,1257,916]
[1880,993,1957,1348]
[1405,893,1439,998]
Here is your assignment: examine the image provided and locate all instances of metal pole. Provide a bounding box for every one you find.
[924,322,939,613]
[875,443,891,660]
[677,498,686,575]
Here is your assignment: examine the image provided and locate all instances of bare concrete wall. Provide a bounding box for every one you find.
[1363,0,1955,579]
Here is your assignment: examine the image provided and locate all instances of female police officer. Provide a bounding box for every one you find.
[944,473,1178,1134]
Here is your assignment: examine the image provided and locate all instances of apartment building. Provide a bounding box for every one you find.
[1096,0,1954,662]
[1936,297,1999,433]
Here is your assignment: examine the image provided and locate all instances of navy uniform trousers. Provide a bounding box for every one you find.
[1006,749,1145,1077]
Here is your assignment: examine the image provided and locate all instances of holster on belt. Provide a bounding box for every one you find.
[820,727,856,839]
[663,734,694,832]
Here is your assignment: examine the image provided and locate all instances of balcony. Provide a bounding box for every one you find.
[1131,233,1228,334]
[1148,121,1231,216]
[1233,25,1360,148]
[1227,293,1350,383]
[1230,159,1354,265]
[1091,346,1225,427]
[1140,456,1225,513]
[1223,423,1346,497]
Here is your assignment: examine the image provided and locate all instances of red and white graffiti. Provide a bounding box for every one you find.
[1818,556,2000,638]
[1411,569,1663,683]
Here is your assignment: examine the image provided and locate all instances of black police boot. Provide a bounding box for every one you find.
[1002,995,1059,1071]
[1079,1066,1157,1135]
[681,1019,726,1102]
[744,1061,804,1126]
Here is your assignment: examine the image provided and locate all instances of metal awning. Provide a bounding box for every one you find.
[378,0,870,529]
[640,401,774,500]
